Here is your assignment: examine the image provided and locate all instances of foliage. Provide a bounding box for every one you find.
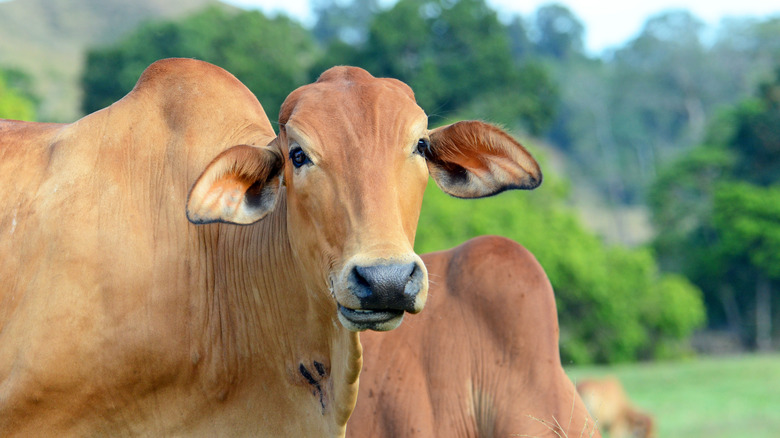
[713,183,780,279]
[645,273,707,358]
[610,11,709,155]
[548,12,780,210]
[712,182,780,351]
[550,11,711,206]
[449,62,558,136]
[0,0,218,122]
[82,6,318,123]
[0,69,36,121]
[728,68,780,185]
[650,67,780,349]
[416,143,705,364]
[649,145,734,271]
[311,0,380,45]
[529,3,585,60]
[315,0,559,135]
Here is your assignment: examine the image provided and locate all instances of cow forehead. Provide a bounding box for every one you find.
[280,67,427,149]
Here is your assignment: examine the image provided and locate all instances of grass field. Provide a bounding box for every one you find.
[564,354,780,438]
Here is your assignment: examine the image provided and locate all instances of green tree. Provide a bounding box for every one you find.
[417,144,705,364]
[0,68,36,121]
[545,11,780,217]
[362,0,519,111]
[317,0,558,135]
[710,16,780,106]
[609,11,710,197]
[728,68,780,185]
[82,6,318,123]
[507,15,533,60]
[450,62,558,135]
[713,183,780,350]
[311,0,380,45]
[530,3,585,60]
[651,65,780,350]
[649,145,745,337]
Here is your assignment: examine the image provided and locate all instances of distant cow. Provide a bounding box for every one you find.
[0,59,543,436]
[348,236,600,438]
[577,376,656,438]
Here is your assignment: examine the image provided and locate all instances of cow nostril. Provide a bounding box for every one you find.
[351,262,419,309]
[352,267,371,291]
[354,263,415,288]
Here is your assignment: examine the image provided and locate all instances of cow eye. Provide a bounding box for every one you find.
[415,138,429,157]
[289,146,311,168]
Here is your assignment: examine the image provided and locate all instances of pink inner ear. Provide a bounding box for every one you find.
[187,144,283,225]
[195,178,250,219]
[215,179,249,209]
[222,186,244,210]
[427,121,542,197]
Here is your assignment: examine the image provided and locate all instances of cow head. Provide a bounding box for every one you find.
[186,67,541,332]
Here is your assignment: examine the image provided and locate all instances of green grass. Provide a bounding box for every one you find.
[565,354,780,438]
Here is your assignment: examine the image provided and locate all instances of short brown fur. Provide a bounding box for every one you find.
[348,236,599,438]
[1,59,559,436]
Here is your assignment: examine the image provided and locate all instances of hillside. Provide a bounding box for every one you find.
[0,0,227,121]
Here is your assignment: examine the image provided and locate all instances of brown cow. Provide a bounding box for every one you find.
[348,236,600,438]
[0,59,542,436]
[577,376,655,438]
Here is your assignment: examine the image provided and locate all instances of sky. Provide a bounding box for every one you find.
[224,0,780,54]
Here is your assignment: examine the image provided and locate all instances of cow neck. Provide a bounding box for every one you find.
[194,191,362,427]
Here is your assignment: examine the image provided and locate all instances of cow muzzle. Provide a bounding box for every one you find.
[334,256,428,332]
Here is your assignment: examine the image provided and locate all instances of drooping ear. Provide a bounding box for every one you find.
[186,144,283,225]
[425,121,542,198]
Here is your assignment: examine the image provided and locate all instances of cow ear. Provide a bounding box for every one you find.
[425,121,542,198]
[187,144,283,225]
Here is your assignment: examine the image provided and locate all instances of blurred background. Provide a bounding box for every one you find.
[1,0,778,435]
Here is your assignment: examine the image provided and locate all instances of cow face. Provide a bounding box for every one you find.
[277,68,429,332]
[186,67,542,332]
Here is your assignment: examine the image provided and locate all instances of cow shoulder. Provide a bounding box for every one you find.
[443,236,552,304]
[425,236,560,352]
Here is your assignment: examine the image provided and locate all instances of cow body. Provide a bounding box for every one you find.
[348,236,600,438]
[0,59,545,436]
[0,59,359,436]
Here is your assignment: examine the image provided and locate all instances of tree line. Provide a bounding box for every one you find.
[650,68,780,351]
